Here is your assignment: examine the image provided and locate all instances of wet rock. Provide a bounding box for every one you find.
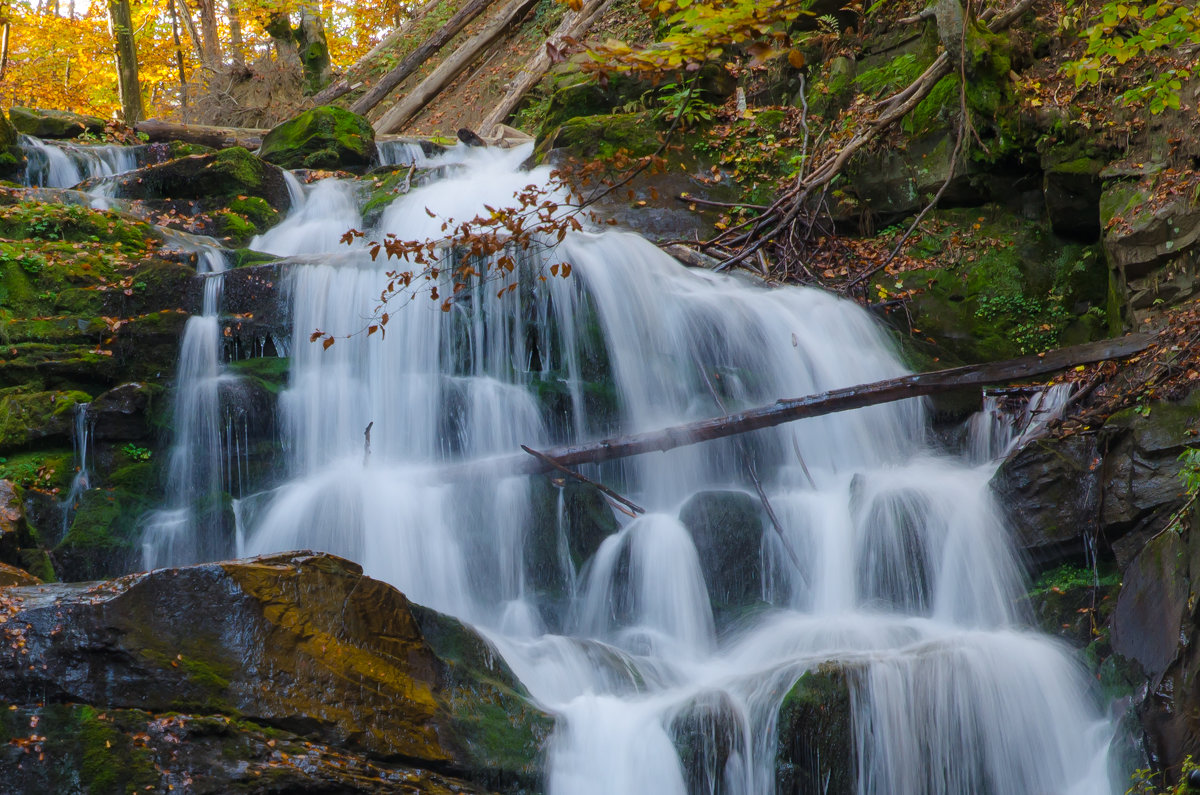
[990,434,1101,566]
[775,663,855,795]
[679,490,764,615]
[527,478,620,604]
[0,703,487,794]
[670,690,745,795]
[8,106,106,138]
[109,147,293,212]
[1111,530,1188,684]
[90,382,153,441]
[0,551,550,792]
[259,106,377,171]
[1025,563,1119,648]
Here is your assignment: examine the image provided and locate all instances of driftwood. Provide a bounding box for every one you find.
[521,445,645,516]
[135,119,269,149]
[349,0,498,116]
[477,0,611,136]
[311,0,445,105]
[374,0,541,134]
[460,334,1152,479]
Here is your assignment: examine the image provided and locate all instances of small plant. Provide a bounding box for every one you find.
[1127,753,1199,794]
[122,443,152,462]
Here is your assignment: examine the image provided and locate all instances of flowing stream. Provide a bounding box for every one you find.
[144,143,1119,793]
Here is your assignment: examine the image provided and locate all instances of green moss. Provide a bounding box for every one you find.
[0,449,72,491]
[228,356,290,393]
[229,248,278,269]
[0,388,91,451]
[227,196,278,228]
[551,111,664,160]
[776,663,854,793]
[215,211,259,242]
[19,547,57,582]
[259,106,376,171]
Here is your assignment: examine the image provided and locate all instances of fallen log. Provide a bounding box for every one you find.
[349,0,498,116]
[311,0,445,106]
[477,0,611,137]
[374,0,541,134]
[461,333,1152,478]
[135,119,269,150]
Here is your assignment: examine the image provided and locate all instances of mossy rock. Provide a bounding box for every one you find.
[679,490,764,617]
[110,147,293,211]
[0,704,490,794]
[259,106,377,171]
[670,690,745,795]
[0,111,25,182]
[0,388,91,452]
[0,552,550,792]
[775,663,855,795]
[546,111,665,161]
[55,485,153,581]
[8,106,106,139]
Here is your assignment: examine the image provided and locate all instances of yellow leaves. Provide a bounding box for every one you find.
[787,49,805,69]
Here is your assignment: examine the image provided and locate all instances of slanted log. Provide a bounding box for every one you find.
[477,0,611,136]
[463,334,1153,478]
[349,0,497,116]
[373,0,541,134]
[311,0,444,106]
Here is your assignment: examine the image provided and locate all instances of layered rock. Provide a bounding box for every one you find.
[0,551,552,793]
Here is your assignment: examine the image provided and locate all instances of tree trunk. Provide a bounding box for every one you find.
[478,0,610,136]
[107,0,145,124]
[457,334,1153,478]
[348,0,497,116]
[266,12,301,67]
[228,0,245,67]
[196,0,222,67]
[373,0,540,133]
[310,0,444,106]
[175,0,205,64]
[168,0,189,118]
[0,21,10,81]
[296,2,332,93]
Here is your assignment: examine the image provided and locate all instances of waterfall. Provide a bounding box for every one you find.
[59,403,92,540]
[142,247,234,568]
[20,135,141,189]
[149,142,1120,793]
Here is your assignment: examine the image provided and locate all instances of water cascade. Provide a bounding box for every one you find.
[148,143,1120,793]
[19,136,142,189]
[59,402,92,539]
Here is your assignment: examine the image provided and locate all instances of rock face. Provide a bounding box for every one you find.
[8,106,106,138]
[0,551,552,793]
[259,106,377,171]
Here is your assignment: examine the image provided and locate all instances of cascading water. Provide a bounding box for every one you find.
[149,143,1121,793]
[19,135,141,189]
[59,403,92,539]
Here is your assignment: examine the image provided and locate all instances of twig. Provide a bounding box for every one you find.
[520,444,645,515]
[363,421,374,466]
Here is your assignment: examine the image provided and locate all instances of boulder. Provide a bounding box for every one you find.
[109,147,293,212]
[775,663,855,795]
[0,389,91,452]
[8,106,106,139]
[259,106,377,171]
[0,551,550,791]
[679,490,764,616]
